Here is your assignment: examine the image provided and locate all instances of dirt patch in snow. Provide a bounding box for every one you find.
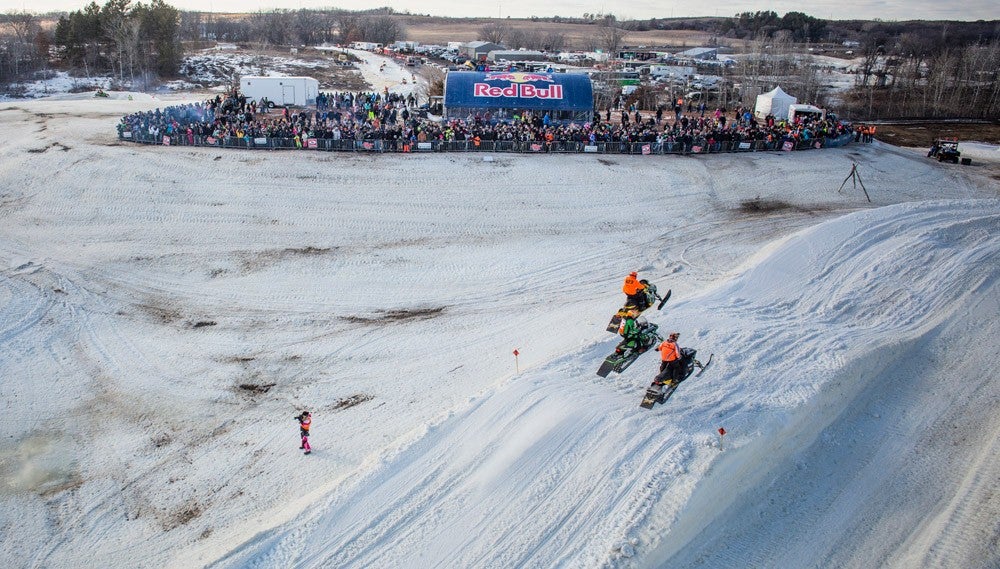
[735,198,835,217]
[342,306,446,324]
[163,501,202,530]
[237,383,275,394]
[329,393,374,412]
[875,121,1000,147]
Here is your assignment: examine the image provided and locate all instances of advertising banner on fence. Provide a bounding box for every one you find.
[162,136,170,146]
[254,137,268,145]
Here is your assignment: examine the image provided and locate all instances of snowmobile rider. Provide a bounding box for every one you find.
[622,271,648,311]
[655,332,683,385]
[618,310,645,351]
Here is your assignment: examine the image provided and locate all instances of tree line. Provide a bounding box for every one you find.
[53,0,180,85]
[844,33,1000,119]
[183,9,405,49]
[0,0,180,89]
[2,4,998,119]
[0,3,405,89]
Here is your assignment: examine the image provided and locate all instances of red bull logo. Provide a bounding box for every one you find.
[482,72,554,83]
[473,81,563,100]
[473,72,562,99]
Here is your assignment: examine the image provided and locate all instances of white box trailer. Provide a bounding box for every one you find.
[647,65,695,79]
[240,76,319,107]
[788,103,826,122]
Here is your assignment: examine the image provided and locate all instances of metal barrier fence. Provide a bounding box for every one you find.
[119,130,854,155]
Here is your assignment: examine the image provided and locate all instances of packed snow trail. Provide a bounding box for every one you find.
[207,199,1000,568]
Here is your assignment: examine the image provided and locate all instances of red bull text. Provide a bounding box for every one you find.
[473,82,564,99]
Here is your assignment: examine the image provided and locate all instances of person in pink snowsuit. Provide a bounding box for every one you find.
[296,411,312,455]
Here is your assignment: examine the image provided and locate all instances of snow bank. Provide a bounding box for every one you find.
[0,94,997,569]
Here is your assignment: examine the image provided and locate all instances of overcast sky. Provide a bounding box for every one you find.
[3,0,998,21]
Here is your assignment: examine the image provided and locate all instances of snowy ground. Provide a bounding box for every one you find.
[1,52,999,569]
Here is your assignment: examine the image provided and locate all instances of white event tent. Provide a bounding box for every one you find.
[754,86,797,119]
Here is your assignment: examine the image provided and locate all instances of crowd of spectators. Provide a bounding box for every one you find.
[118,87,853,153]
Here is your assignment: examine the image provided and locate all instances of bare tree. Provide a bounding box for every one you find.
[101,0,134,82]
[542,30,565,52]
[177,10,202,41]
[293,9,328,46]
[358,14,403,46]
[506,27,526,49]
[336,12,361,44]
[420,66,445,103]
[247,10,294,50]
[479,21,510,45]
[520,30,544,51]
[1,11,40,77]
[597,16,626,57]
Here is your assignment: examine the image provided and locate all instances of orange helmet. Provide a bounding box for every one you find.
[629,271,638,277]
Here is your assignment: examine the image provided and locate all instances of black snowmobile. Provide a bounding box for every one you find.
[639,347,713,408]
[596,318,662,377]
[605,281,671,333]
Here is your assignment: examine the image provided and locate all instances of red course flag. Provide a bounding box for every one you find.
[513,349,519,356]
[718,427,726,436]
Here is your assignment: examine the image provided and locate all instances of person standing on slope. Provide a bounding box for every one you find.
[622,271,648,311]
[295,411,312,455]
[655,332,683,386]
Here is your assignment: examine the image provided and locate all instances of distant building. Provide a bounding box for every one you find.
[674,47,718,60]
[460,41,503,62]
[488,50,548,63]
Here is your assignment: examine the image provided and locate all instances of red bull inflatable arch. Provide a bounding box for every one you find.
[443,71,594,123]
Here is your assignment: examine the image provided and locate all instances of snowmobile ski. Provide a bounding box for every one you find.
[695,353,713,377]
[656,288,671,310]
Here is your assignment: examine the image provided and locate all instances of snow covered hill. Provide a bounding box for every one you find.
[0,93,997,569]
